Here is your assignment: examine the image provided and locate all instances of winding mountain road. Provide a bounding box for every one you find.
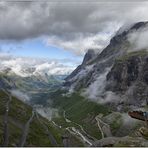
[18,111,35,147]
[63,110,95,146]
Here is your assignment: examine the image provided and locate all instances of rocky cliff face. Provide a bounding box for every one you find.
[65,49,96,82]
[106,51,148,109]
[64,21,148,109]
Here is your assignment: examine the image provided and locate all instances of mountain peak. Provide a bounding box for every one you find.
[82,49,96,65]
[110,21,148,45]
[130,21,148,30]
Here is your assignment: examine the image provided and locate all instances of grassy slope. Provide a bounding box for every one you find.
[116,50,148,62]
[0,89,63,147]
[51,90,111,139]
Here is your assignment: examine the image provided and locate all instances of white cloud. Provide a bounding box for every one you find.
[34,61,74,75]
[47,31,115,55]
[82,68,110,101]
[0,55,74,76]
[35,106,59,121]
[128,25,148,51]
[11,89,30,102]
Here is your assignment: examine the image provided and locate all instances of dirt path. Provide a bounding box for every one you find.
[3,90,12,146]
[18,111,34,147]
[35,112,58,146]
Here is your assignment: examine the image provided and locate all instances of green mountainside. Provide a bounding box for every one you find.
[49,89,148,146]
[50,90,110,139]
[0,89,63,147]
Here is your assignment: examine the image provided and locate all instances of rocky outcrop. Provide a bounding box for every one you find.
[82,49,96,65]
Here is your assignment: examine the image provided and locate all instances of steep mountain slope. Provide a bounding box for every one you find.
[64,22,148,87]
[64,21,148,110]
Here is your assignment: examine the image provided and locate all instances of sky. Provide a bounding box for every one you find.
[0,38,82,66]
[0,0,148,75]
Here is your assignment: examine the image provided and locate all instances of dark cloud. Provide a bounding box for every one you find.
[0,1,148,54]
